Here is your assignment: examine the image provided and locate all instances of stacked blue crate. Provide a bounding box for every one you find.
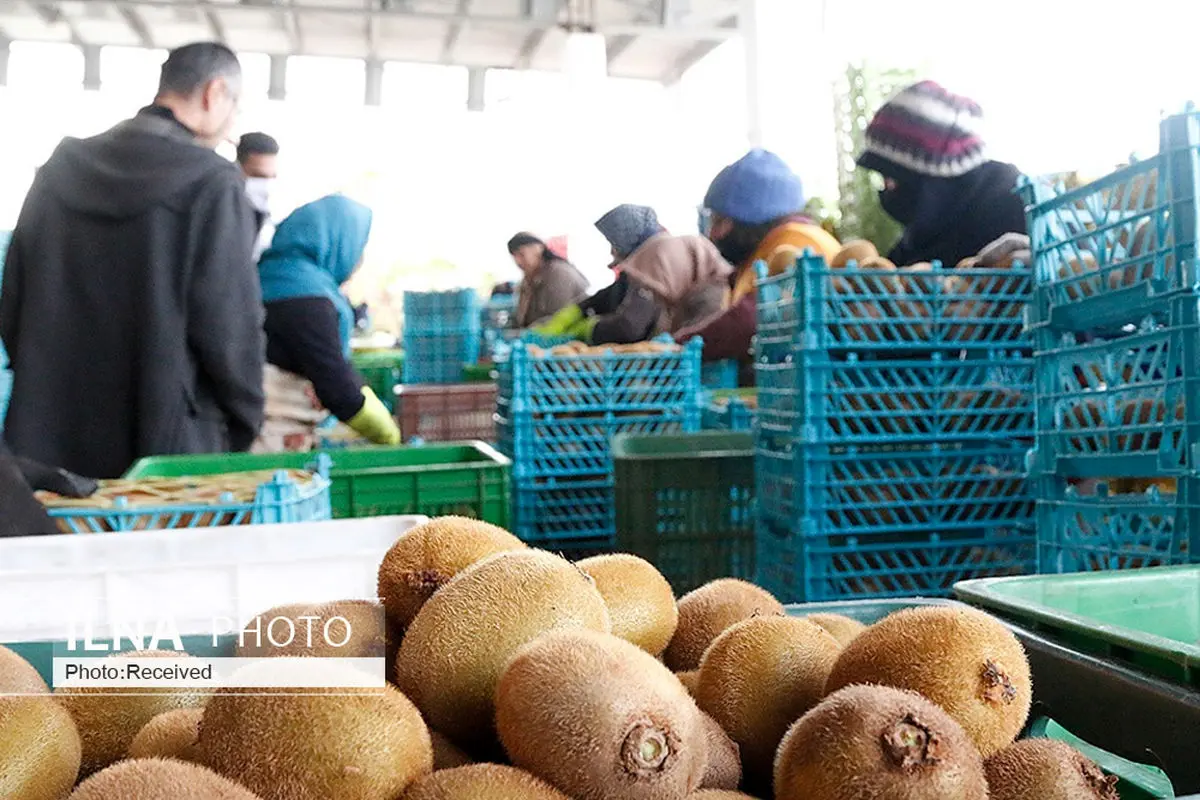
[754,252,1036,602]
[402,289,481,384]
[1021,109,1200,572]
[479,294,517,361]
[496,337,703,552]
[0,230,10,430]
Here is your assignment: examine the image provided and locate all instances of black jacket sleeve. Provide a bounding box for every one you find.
[579,274,628,317]
[186,178,267,452]
[264,297,366,422]
[591,282,663,345]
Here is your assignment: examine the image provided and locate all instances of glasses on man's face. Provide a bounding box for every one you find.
[697,207,714,237]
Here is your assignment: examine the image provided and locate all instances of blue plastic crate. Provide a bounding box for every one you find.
[512,475,616,548]
[497,411,689,479]
[1030,309,1200,480]
[1035,477,1197,573]
[0,369,11,431]
[757,253,1032,354]
[757,350,1033,446]
[403,329,482,384]
[47,470,332,533]
[497,338,704,416]
[403,289,481,331]
[701,359,739,389]
[702,392,756,431]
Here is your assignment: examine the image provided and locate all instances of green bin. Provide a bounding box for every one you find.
[125,443,510,525]
[351,349,404,411]
[613,431,754,593]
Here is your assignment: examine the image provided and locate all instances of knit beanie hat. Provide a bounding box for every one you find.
[703,149,805,226]
[595,204,661,259]
[857,81,986,179]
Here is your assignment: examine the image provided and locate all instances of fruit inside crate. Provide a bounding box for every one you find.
[394,382,497,443]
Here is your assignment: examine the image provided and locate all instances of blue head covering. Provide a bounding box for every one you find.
[595,204,661,261]
[703,149,805,225]
[258,195,373,355]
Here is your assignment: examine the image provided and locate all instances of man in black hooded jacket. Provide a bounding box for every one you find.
[0,42,265,479]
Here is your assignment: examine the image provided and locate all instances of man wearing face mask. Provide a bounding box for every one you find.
[237,132,280,260]
[857,80,1027,268]
[0,42,265,479]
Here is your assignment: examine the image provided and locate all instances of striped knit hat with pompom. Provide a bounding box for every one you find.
[857,80,986,179]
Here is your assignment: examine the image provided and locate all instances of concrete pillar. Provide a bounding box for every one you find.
[82,44,102,91]
[365,59,383,106]
[466,67,486,112]
[0,38,9,87]
[268,55,287,101]
[562,32,610,287]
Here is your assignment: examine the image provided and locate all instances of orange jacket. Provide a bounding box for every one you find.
[730,221,841,303]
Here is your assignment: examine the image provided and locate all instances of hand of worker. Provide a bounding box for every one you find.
[565,316,599,344]
[348,386,401,446]
[531,304,584,337]
[977,232,1032,268]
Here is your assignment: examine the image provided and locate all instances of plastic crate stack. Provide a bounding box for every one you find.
[402,289,481,384]
[702,388,757,431]
[496,337,703,554]
[1021,111,1200,573]
[754,252,1037,602]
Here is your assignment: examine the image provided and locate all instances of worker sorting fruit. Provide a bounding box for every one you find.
[856,80,1028,267]
[506,232,589,328]
[254,194,400,452]
[674,148,842,383]
[531,203,731,345]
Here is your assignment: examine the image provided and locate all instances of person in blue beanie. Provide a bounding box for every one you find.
[255,194,400,451]
[675,150,841,382]
[535,204,731,344]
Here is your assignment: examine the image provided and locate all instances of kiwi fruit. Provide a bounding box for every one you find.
[395,549,610,749]
[496,628,708,800]
[690,793,759,799]
[282,599,389,658]
[663,579,784,672]
[675,670,699,697]
[774,684,988,800]
[233,603,316,658]
[68,757,262,799]
[127,708,203,763]
[197,681,433,800]
[377,516,526,629]
[984,739,1119,800]
[804,613,866,647]
[831,239,879,268]
[825,605,1032,756]
[577,553,678,656]
[0,696,81,800]
[698,710,741,791]
[56,650,210,777]
[430,731,475,770]
[0,645,49,694]
[695,616,841,787]
[403,764,571,799]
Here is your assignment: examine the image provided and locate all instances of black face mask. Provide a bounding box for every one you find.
[879,179,925,226]
[713,235,755,268]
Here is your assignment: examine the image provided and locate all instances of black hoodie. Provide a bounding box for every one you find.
[0,106,266,478]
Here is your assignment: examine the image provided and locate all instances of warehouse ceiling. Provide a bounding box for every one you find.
[0,0,741,82]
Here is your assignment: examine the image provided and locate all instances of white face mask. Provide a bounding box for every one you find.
[244,177,274,216]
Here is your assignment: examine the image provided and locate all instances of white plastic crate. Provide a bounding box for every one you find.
[0,515,426,643]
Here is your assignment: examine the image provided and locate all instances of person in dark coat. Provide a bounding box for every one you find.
[0,42,264,479]
[857,80,1028,268]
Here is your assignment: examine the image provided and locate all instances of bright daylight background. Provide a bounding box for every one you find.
[1,0,1198,330]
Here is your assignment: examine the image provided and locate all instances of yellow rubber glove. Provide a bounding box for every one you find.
[532,304,584,336]
[348,386,401,446]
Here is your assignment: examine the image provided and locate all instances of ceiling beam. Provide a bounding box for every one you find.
[279,0,303,53]
[118,7,154,48]
[203,8,226,43]
[605,33,634,67]
[659,12,734,83]
[365,0,377,59]
[514,28,547,69]
[29,2,84,46]
[440,0,471,64]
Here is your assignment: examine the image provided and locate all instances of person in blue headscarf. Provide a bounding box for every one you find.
[254,194,400,451]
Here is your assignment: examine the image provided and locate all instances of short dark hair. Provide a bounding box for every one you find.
[237,132,279,163]
[158,42,242,98]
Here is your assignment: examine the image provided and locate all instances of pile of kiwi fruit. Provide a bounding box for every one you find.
[0,515,1124,799]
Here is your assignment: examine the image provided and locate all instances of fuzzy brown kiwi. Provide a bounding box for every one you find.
[577,554,678,656]
[831,239,880,269]
[662,579,784,672]
[402,764,571,799]
[55,650,210,777]
[774,684,988,800]
[0,696,81,800]
[697,711,741,791]
[127,708,203,763]
[395,550,610,750]
[675,670,700,697]
[695,616,841,789]
[689,793,760,799]
[272,599,389,659]
[377,516,526,629]
[430,731,475,771]
[824,605,1032,756]
[197,676,432,800]
[0,645,49,694]
[495,628,708,800]
[804,613,866,647]
[68,758,262,799]
[233,603,315,658]
[984,739,1120,800]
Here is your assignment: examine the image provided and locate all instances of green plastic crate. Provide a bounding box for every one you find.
[785,599,1174,800]
[613,431,754,593]
[956,566,1200,690]
[462,362,495,382]
[351,349,404,411]
[124,443,510,525]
